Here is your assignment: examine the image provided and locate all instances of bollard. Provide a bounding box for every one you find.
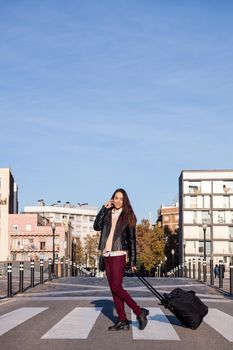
[7,262,12,297]
[203,261,207,282]
[60,259,64,278]
[210,259,214,286]
[219,262,223,288]
[188,260,191,278]
[184,262,187,278]
[230,265,233,295]
[40,259,44,284]
[73,262,76,277]
[30,259,35,288]
[198,259,201,281]
[65,259,68,277]
[181,263,184,278]
[19,261,24,293]
[48,258,52,281]
[192,260,196,279]
[55,259,58,278]
[69,260,73,277]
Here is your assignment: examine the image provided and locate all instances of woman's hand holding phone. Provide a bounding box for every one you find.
[104,200,115,209]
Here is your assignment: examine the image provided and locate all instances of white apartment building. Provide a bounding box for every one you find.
[0,168,18,261]
[24,200,99,241]
[179,170,233,266]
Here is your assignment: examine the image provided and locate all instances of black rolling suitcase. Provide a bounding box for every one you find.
[135,272,208,330]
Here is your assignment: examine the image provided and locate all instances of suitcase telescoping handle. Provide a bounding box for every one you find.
[135,271,166,304]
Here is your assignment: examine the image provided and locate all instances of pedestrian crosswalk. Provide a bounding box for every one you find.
[0,306,233,342]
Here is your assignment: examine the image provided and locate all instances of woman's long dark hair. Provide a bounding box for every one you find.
[111,188,137,227]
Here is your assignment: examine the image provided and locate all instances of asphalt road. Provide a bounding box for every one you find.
[0,276,233,350]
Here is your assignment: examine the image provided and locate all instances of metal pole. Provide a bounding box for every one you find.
[30,259,35,288]
[55,258,58,278]
[7,262,12,297]
[19,261,24,293]
[210,259,214,286]
[69,260,73,277]
[184,262,187,278]
[198,259,201,281]
[203,228,207,262]
[60,259,64,278]
[192,259,196,279]
[203,260,207,282]
[188,260,191,278]
[52,227,55,274]
[65,259,68,277]
[219,262,223,288]
[40,259,44,284]
[181,263,184,278]
[230,265,233,295]
[73,262,76,277]
[48,258,52,281]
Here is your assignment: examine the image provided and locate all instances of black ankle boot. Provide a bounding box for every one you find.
[108,320,130,331]
[137,308,149,330]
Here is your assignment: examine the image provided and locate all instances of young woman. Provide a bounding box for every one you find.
[93,188,149,331]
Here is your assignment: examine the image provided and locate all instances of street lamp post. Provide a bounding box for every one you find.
[202,223,207,262]
[183,240,186,263]
[171,249,175,271]
[51,222,56,274]
[164,256,167,277]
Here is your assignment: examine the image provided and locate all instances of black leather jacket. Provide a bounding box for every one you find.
[93,206,137,266]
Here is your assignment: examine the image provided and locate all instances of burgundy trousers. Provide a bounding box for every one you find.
[105,255,141,321]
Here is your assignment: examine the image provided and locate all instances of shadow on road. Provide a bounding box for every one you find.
[91,299,118,323]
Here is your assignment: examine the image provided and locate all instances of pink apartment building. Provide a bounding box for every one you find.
[9,213,71,261]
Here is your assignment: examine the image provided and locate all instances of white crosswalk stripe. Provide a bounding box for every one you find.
[41,307,103,339]
[131,307,180,340]
[204,308,233,342]
[0,307,48,336]
[0,306,233,342]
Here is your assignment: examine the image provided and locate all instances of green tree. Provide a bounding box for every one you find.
[83,233,100,268]
[136,220,164,275]
[75,237,83,265]
[164,226,179,271]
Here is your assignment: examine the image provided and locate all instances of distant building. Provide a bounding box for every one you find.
[0,168,18,261]
[9,213,72,261]
[157,203,179,233]
[24,200,98,241]
[179,170,233,266]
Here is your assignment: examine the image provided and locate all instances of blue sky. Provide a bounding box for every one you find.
[1,0,233,221]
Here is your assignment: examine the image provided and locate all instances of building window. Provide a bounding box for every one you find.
[223,181,233,194]
[223,196,229,208]
[228,227,233,240]
[25,224,32,231]
[188,182,201,194]
[202,211,211,224]
[40,242,46,250]
[218,212,225,223]
[193,211,197,224]
[190,197,197,208]
[164,216,169,222]
[12,224,18,231]
[22,239,28,246]
[198,241,211,255]
[55,214,60,221]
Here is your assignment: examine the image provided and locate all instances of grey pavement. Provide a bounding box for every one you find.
[0,276,233,350]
